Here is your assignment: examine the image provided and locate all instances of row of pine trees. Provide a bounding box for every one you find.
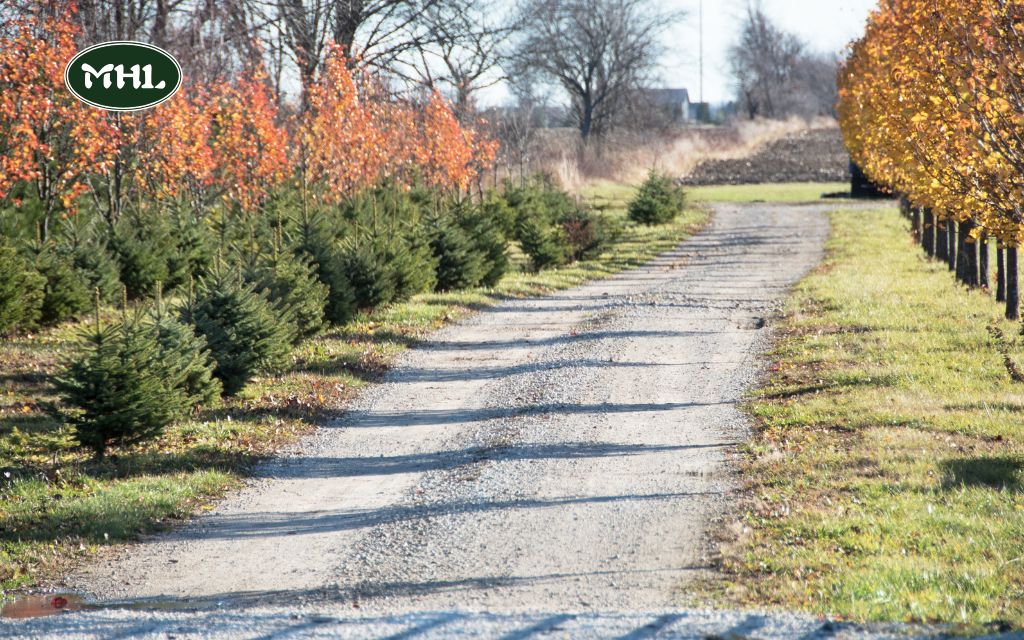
[2,172,684,459]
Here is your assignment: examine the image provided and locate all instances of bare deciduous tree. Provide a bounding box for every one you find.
[728,1,838,119]
[403,0,510,121]
[511,0,681,143]
[238,0,443,104]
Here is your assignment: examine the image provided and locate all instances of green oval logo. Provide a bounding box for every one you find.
[64,41,182,111]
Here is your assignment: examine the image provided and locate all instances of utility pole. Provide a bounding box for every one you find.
[699,0,704,106]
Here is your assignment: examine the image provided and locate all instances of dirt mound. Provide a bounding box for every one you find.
[681,127,850,185]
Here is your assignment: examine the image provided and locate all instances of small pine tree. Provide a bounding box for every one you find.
[165,206,214,291]
[386,229,438,301]
[55,304,190,460]
[430,218,485,291]
[0,237,45,334]
[628,171,686,225]
[246,243,328,343]
[28,243,93,326]
[180,269,294,396]
[480,194,517,237]
[516,215,569,272]
[292,215,357,326]
[151,285,222,407]
[455,203,509,287]
[112,213,174,299]
[340,235,397,310]
[56,221,122,304]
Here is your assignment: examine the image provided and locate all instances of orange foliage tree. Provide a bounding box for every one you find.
[1,14,497,232]
[207,69,289,212]
[416,91,477,190]
[0,5,118,239]
[298,47,386,205]
[138,89,215,208]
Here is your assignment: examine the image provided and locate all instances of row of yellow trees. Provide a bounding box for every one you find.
[837,0,1024,320]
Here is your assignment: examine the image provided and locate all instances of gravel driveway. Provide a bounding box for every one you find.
[2,202,914,638]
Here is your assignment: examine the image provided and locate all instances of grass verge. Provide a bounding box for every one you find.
[0,190,706,594]
[717,206,1024,629]
[688,182,850,204]
[582,179,849,208]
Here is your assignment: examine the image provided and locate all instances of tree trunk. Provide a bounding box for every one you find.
[922,209,934,257]
[947,220,957,271]
[957,221,971,284]
[1007,247,1019,321]
[979,233,989,290]
[966,222,979,288]
[911,206,921,241]
[997,246,1006,303]
[936,220,948,262]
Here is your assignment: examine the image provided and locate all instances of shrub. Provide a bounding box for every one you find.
[340,235,397,310]
[246,248,328,343]
[628,171,686,225]
[517,215,569,272]
[560,210,622,261]
[292,215,357,326]
[430,218,485,291]
[55,314,190,460]
[180,269,294,396]
[150,296,222,407]
[29,244,93,326]
[0,238,45,334]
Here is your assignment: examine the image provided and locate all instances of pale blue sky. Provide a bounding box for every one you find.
[662,0,879,104]
[484,0,879,106]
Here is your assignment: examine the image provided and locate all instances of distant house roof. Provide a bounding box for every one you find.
[646,88,690,105]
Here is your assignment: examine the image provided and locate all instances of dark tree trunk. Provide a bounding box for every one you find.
[979,233,989,290]
[966,222,979,287]
[957,221,971,284]
[922,210,934,257]
[911,206,921,241]
[1008,247,1019,321]
[947,220,957,271]
[997,246,1006,303]
[936,220,948,261]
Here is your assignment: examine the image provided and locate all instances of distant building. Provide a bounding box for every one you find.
[643,88,711,125]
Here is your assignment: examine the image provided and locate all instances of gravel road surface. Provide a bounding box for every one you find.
[1,202,915,638]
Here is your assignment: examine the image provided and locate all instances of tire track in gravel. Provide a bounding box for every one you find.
[69,202,831,613]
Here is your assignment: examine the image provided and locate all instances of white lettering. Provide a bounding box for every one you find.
[140,65,166,89]
[81,63,114,89]
[115,64,142,89]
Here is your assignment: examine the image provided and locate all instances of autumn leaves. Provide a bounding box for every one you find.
[837,0,1024,319]
[0,10,496,238]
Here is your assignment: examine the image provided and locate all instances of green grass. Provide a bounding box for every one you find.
[0,191,707,594]
[717,206,1024,629]
[582,179,851,205]
[689,182,849,203]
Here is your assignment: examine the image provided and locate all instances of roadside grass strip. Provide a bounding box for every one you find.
[721,206,1024,629]
[0,189,706,593]
[689,182,850,204]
